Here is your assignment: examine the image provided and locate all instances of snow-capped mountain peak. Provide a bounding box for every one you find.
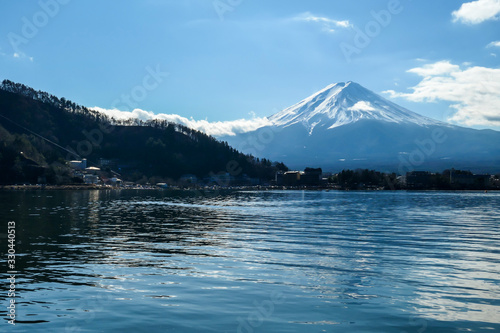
[269,82,445,134]
[223,81,500,172]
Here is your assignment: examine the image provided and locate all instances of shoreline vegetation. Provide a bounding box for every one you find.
[2,167,499,192]
[1,184,498,192]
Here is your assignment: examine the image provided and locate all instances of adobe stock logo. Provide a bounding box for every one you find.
[213,0,243,21]
[110,65,169,111]
[340,0,406,63]
[64,64,169,160]
[398,128,448,175]
[7,0,71,55]
[236,291,285,333]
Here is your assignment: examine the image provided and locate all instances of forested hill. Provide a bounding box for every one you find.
[0,80,287,185]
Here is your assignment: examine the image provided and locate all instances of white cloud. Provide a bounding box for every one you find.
[487,40,500,48]
[452,0,500,24]
[348,101,375,112]
[92,107,272,137]
[407,60,460,76]
[383,61,500,127]
[294,12,351,33]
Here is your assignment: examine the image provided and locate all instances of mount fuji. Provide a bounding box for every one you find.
[223,82,500,173]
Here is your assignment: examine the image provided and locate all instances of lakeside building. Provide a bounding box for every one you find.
[69,159,87,170]
[85,166,101,174]
[283,171,302,186]
[83,174,99,185]
[301,168,323,186]
[277,168,324,187]
[68,160,110,186]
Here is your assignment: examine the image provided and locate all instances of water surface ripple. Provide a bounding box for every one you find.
[1,190,499,332]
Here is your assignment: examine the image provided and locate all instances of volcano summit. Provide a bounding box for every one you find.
[223,82,500,173]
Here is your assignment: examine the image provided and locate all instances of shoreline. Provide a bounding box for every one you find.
[0,184,497,192]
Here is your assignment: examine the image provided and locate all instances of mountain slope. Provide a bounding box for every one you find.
[269,82,446,133]
[224,82,500,173]
[0,80,286,184]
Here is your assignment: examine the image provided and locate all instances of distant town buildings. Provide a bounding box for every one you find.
[276,168,324,187]
[65,156,498,191]
[68,159,123,187]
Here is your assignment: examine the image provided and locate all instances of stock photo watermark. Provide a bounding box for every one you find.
[340,0,408,63]
[236,126,280,158]
[110,65,169,111]
[64,293,113,333]
[398,128,448,175]
[236,291,285,333]
[6,221,17,326]
[8,0,71,57]
[401,315,428,333]
[213,0,243,21]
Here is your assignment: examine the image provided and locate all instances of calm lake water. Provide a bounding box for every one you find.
[1,190,500,332]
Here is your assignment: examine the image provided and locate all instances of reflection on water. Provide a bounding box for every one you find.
[1,190,499,332]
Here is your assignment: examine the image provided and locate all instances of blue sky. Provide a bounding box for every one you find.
[1,0,499,135]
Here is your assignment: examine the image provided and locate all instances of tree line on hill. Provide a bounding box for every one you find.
[0,80,288,185]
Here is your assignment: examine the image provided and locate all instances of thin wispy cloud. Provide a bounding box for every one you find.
[452,0,500,24]
[384,61,500,127]
[12,52,34,62]
[92,107,272,137]
[294,12,351,33]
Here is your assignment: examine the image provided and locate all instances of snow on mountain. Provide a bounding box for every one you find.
[223,81,500,172]
[269,81,446,134]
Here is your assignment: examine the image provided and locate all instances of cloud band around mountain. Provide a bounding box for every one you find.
[92,107,271,137]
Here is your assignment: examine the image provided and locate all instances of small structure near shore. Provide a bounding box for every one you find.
[277,168,323,187]
[69,159,87,170]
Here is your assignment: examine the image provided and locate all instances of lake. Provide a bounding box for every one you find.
[1,190,500,332]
